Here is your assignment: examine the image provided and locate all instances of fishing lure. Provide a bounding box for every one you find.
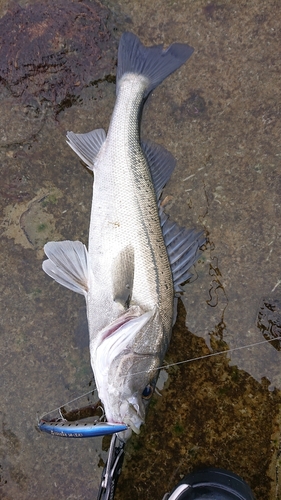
[38,419,128,438]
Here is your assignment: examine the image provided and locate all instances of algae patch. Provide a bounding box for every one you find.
[2,187,63,256]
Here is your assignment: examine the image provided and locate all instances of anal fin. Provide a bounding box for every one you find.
[66,129,106,170]
[42,240,89,296]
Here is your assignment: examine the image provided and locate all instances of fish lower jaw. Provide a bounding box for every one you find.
[121,407,144,434]
[123,418,142,435]
[118,428,132,442]
[103,408,143,435]
[103,403,143,435]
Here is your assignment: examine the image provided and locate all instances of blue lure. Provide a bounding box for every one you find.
[38,419,128,438]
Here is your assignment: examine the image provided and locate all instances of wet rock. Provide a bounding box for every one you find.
[171,91,207,124]
[0,97,45,146]
[181,92,207,117]
[257,297,281,351]
[0,0,117,110]
[2,187,64,254]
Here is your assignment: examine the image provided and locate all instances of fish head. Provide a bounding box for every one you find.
[91,305,165,440]
[111,348,160,437]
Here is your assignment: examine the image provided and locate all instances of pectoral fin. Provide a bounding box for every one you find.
[112,245,135,308]
[42,240,89,296]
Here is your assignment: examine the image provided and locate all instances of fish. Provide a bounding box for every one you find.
[42,32,205,441]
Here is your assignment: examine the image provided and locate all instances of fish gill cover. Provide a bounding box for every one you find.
[0,0,117,110]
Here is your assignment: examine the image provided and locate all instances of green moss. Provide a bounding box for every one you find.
[188,446,199,457]
[230,366,241,382]
[37,222,47,232]
[42,194,58,207]
[149,397,157,409]
[173,422,184,435]
[131,439,143,452]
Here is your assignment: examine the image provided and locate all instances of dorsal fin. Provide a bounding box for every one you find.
[142,140,205,290]
[142,141,176,199]
[160,209,205,291]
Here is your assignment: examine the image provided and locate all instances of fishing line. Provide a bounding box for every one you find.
[126,335,281,379]
[39,388,98,419]
[41,335,281,417]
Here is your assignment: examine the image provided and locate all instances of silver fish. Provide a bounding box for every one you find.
[43,32,205,440]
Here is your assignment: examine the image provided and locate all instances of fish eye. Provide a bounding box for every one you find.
[142,384,153,400]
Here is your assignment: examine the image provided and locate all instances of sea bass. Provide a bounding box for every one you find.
[43,32,205,440]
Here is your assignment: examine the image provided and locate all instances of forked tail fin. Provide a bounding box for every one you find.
[116,32,194,97]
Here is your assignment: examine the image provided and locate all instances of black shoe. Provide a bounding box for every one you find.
[162,467,255,500]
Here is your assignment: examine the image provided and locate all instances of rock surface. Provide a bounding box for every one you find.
[0,0,117,109]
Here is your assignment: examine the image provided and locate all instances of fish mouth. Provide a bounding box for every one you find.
[118,393,146,435]
[123,419,142,435]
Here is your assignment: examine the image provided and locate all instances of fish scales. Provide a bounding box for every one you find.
[88,74,173,325]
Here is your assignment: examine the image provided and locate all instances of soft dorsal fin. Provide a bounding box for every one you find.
[160,209,205,292]
[112,245,135,309]
[42,240,89,296]
[66,129,106,170]
[142,141,176,199]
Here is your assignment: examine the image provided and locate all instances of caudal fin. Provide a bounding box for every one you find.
[116,32,194,97]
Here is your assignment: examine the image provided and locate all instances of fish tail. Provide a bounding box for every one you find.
[116,32,194,97]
